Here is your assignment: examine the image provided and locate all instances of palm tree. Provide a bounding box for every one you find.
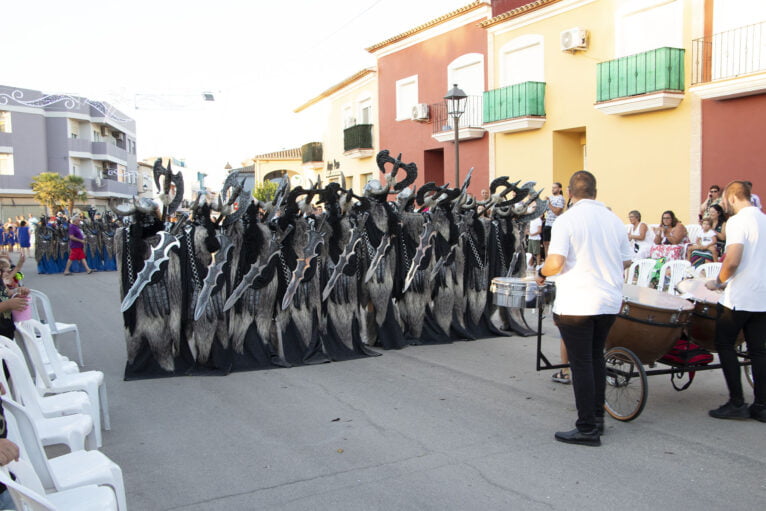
[60,175,88,214]
[30,172,64,216]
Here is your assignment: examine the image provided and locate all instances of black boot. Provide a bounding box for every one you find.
[554,428,601,447]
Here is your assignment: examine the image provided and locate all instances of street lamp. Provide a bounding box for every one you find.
[444,83,467,186]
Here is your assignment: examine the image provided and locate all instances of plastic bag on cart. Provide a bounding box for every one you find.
[660,338,714,390]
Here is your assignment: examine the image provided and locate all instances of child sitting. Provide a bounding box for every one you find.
[687,218,718,268]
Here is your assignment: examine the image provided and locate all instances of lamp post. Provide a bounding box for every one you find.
[444,83,467,186]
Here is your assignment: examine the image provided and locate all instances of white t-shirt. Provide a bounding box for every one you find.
[528,218,543,240]
[721,206,766,311]
[698,230,715,247]
[544,194,565,226]
[548,199,634,315]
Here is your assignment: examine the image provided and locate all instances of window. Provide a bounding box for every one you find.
[360,172,373,191]
[448,53,485,95]
[0,111,11,133]
[342,104,355,128]
[0,154,14,175]
[69,119,80,139]
[500,35,544,87]
[615,0,682,58]
[358,97,372,125]
[395,75,418,121]
[93,130,101,142]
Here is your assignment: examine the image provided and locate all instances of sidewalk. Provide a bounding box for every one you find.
[22,259,766,510]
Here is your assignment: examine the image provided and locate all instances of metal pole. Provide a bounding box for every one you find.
[453,114,460,185]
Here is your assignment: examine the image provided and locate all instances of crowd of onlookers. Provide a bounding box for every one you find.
[526,180,762,271]
[0,216,34,256]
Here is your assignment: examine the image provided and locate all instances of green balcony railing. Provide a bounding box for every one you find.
[343,124,373,152]
[301,142,323,164]
[597,47,685,102]
[483,81,546,124]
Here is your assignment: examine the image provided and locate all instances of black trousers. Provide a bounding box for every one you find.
[554,313,616,432]
[715,305,766,406]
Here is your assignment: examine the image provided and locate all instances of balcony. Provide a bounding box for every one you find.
[0,132,12,147]
[67,138,92,153]
[343,124,374,158]
[595,47,685,115]
[482,81,546,134]
[431,95,486,143]
[91,142,128,163]
[691,20,766,99]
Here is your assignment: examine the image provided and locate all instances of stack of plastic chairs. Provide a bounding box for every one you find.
[27,289,84,367]
[695,262,722,280]
[657,259,692,295]
[0,332,125,510]
[626,258,656,288]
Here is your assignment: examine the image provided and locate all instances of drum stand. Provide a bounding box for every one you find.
[533,295,568,372]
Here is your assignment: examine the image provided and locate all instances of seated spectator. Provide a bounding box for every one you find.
[687,218,718,267]
[627,210,652,259]
[653,210,688,245]
[708,204,727,257]
[650,210,688,261]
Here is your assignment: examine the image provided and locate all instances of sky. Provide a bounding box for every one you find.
[4,0,470,187]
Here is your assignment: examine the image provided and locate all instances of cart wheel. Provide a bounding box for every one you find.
[604,347,648,421]
[735,344,754,389]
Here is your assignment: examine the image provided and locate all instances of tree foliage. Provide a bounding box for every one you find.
[253,180,278,202]
[30,173,64,215]
[30,173,87,215]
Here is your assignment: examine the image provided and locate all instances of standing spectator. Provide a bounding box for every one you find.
[700,184,722,220]
[16,221,30,257]
[63,214,94,275]
[537,171,633,446]
[542,182,565,261]
[527,214,543,268]
[743,181,762,210]
[706,180,766,422]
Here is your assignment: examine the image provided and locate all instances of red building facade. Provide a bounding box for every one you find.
[367,2,491,194]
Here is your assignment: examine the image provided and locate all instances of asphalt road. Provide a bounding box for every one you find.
[21,262,766,510]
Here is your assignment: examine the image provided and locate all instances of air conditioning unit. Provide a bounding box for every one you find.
[411,103,429,121]
[100,125,110,136]
[560,28,588,52]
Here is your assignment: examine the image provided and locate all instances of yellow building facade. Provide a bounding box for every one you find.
[484,0,702,224]
[295,69,379,195]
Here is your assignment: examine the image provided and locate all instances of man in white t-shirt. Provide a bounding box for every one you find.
[706,181,766,422]
[537,171,633,446]
[542,183,564,260]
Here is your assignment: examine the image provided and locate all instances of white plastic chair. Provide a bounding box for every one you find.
[15,320,110,439]
[3,399,127,511]
[28,289,84,366]
[0,348,97,451]
[626,258,656,287]
[0,460,118,511]
[686,224,702,244]
[696,262,722,280]
[0,335,91,424]
[658,260,692,295]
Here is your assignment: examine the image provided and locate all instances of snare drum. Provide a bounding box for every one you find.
[491,277,554,310]
[676,278,744,352]
[606,284,694,364]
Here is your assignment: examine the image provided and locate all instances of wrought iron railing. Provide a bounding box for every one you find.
[483,81,546,123]
[431,95,484,134]
[343,124,373,152]
[692,20,766,85]
[596,47,685,102]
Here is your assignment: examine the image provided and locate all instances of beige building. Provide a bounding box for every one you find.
[295,68,379,194]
